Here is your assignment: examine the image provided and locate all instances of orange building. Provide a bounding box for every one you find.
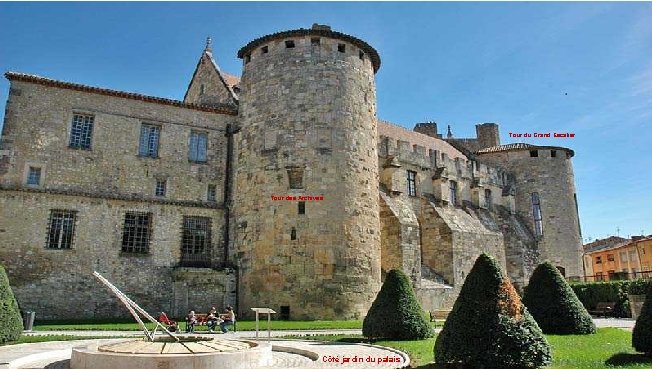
[584,236,652,281]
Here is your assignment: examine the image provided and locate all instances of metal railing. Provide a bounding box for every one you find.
[569,271,652,283]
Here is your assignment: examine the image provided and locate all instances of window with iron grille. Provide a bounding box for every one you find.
[46,210,77,249]
[139,124,160,157]
[287,168,304,189]
[532,192,543,237]
[155,179,166,197]
[485,188,492,210]
[189,131,208,162]
[182,216,211,255]
[27,166,41,186]
[69,114,94,150]
[207,184,217,202]
[407,170,417,197]
[121,212,152,254]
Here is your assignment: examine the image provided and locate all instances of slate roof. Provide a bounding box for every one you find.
[5,72,238,115]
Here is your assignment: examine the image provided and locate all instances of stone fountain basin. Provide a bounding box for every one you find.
[70,336,272,369]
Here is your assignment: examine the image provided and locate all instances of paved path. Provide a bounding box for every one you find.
[1,318,636,369]
[0,335,409,369]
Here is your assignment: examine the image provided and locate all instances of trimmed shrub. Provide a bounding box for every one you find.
[0,265,23,343]
[633,282,652,355]
[523,262,596,334]
[571,279,652,318]
[435,253,551,369]
[363,269,432,340]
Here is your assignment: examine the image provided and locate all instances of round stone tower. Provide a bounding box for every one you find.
[476,144,583,279]
[233,24,382,319]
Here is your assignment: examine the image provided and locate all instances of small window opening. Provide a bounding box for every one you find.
[337,44,346,53]
[529,150,538,157]
[298,201,306,215]
[245,54,251,64]
[199,84,205,95]
[359,51,364,60]
[261,46,268,54]
[311,37,320,46]
[27,166,42,186]
[290,227,297,240]
[207,184,217,202]
[287,168,304,189]
[155,179,167,197]
[285,40,295,48]
[551,150,557,157]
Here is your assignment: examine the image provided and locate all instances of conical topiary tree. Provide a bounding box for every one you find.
[435,253,551,369]
[0,265,23,343]
[363,269,432,340]
[633,282,652,356]
[523,262,596,334]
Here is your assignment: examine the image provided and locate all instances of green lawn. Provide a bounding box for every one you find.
[1,335,125,346]
[33,319,363,332]
[286,328,652,368]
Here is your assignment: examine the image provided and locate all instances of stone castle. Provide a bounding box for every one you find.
[0,25,583,320]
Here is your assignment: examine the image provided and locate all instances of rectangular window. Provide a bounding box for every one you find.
[207,184,217,202]
[485,188,492,210]
[311,37,320,46]
[629,250,638,261]
[532,192,543,236]
[181,216,211,256]
[46,210,76,249]
[189,131,208,162]
[338,44,346,53]
[551,150,557,158]
[595,256,602,264]
[121,212,152,254]
[359,51,365,60]
[449,180,458,206]
[620,251,628,263]
[298,201,306,215]
[261,46,268,54]
[607,254,615,262]
[138,124,160,158]
[27,166,41,186]
[69,114,94,150]
[407,170,417,197]
[290,227,297,240]
[529,150,538,157]
[155,179,166,197]
[285,40,295,48]
[287,168,304,189]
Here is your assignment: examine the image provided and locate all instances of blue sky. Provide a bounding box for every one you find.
[0,2,650,242]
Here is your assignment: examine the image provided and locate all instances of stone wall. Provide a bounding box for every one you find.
[477,148,584,279]
[1,80,235,204]
[0,191,231,320]
[234,31,381,320]
[184,51,237,107]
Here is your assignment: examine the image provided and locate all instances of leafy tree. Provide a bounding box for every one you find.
[435,253,551,368]
[0,265,23,343]
[633,282,652,356]
[363,269,432,340]
[523,262,596,334]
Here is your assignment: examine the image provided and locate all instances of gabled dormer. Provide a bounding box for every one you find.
[184,37,239,107]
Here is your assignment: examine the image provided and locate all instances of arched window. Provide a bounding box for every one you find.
[532,192,543,236]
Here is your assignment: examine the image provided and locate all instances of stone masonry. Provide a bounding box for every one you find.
[0,24,584,320]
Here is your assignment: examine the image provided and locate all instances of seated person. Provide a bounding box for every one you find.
[219,306,236,333]
[206,307,223,333]
[186,310,197,333]
[158,312,177,332]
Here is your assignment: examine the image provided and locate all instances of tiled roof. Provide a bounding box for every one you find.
[476,143,574,157]
[222,73,240,89]
[584,235,652,255]
[237,26,381,73]
[377,120,467,160]
[6,72,238,115]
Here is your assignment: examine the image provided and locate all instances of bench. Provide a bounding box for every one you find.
[588,302,616,317]
[429,309,451,327]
